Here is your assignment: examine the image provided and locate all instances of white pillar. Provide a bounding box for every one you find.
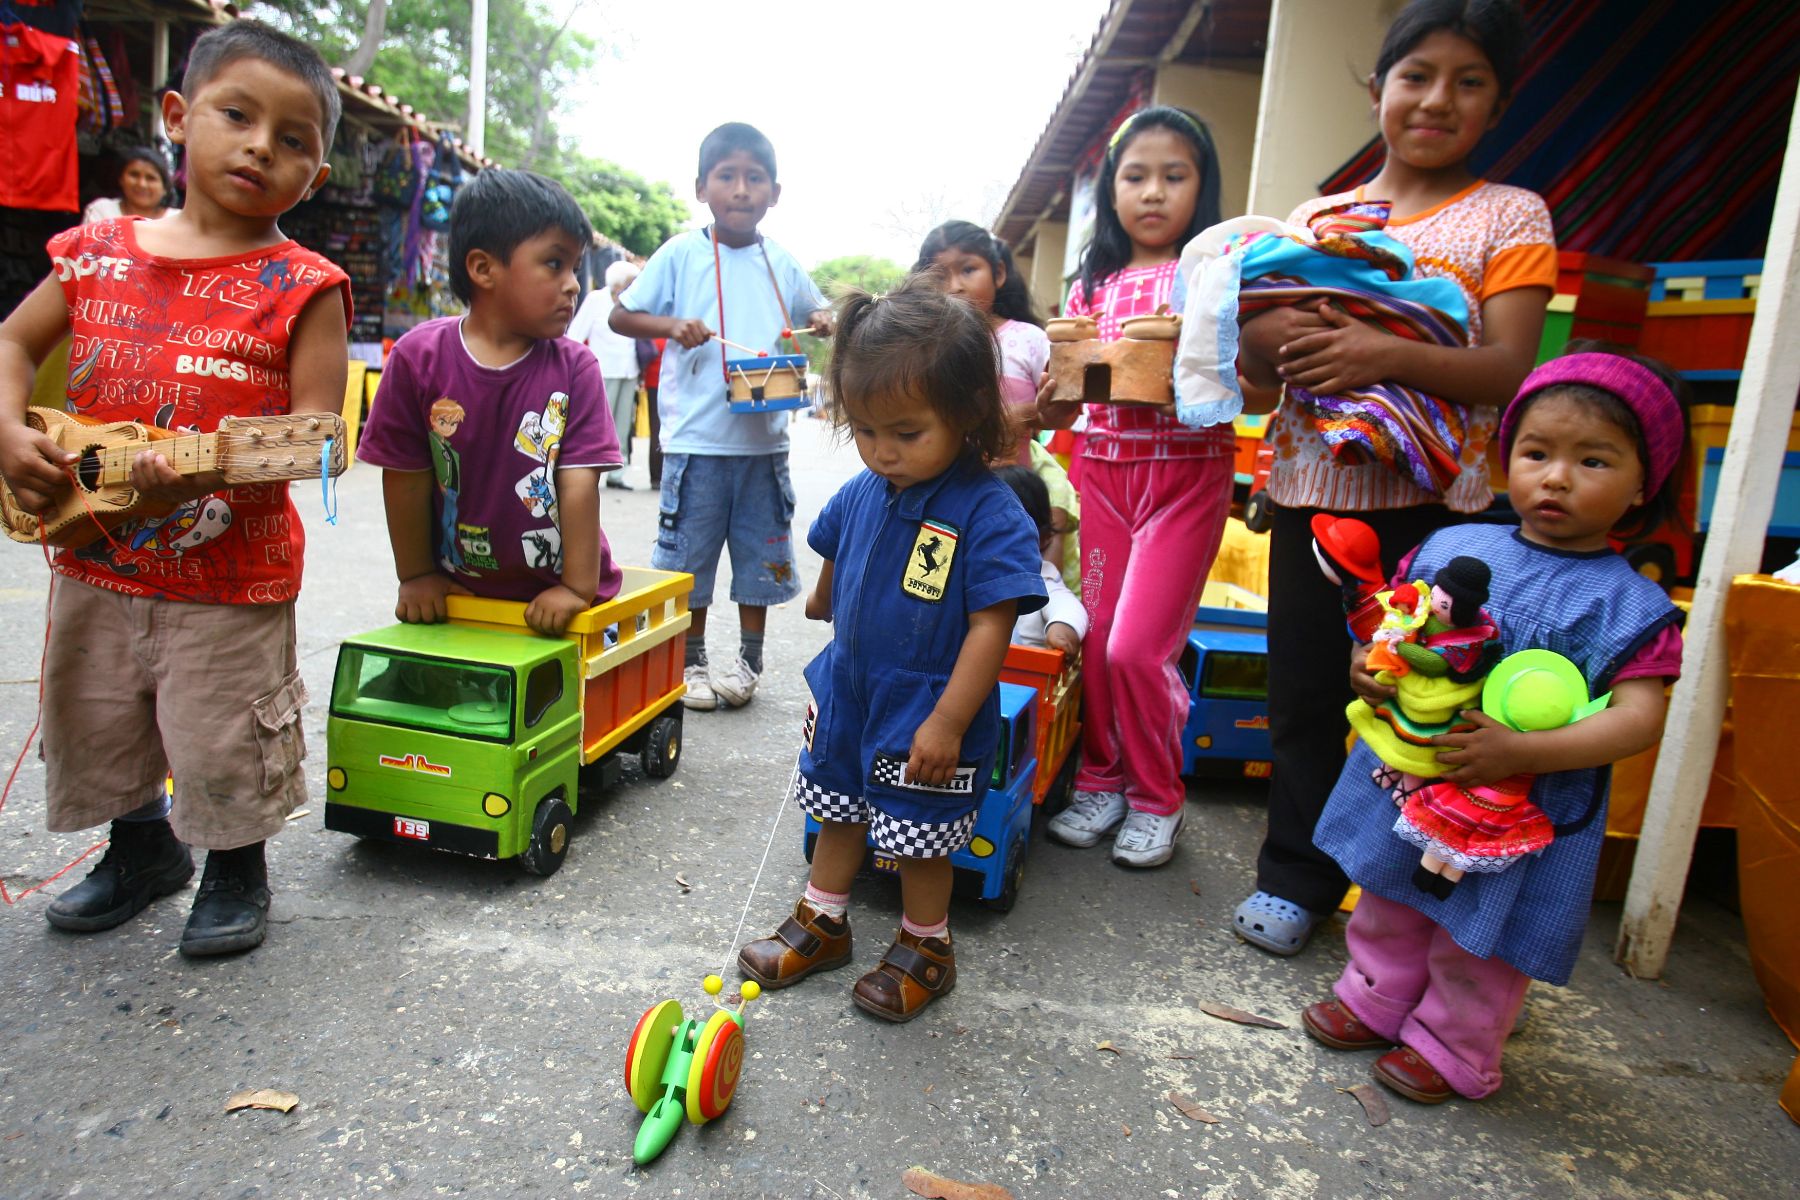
[1615,92,1800,978]
[152,20,170,140]
[467,0,489,157]
[1247,0,1400,216]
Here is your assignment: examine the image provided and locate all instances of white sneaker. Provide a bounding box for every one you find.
[711,656,760,708]
[681,664,719,711]
[1110,807,1185,868]
[1047,789,1127,847]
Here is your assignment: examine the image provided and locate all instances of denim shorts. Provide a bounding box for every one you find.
[651,452,803,609]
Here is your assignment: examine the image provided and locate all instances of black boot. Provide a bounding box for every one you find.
[45,818,193,932]
[180,841,270,958]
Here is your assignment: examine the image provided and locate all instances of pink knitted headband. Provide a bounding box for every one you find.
[1499,353,1683,497]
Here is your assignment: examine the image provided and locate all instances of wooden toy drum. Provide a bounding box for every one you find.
[726,354,810,414]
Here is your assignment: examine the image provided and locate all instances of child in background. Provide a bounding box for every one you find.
[1304,348,1685,1104]
[358,168,624,637]
[917,221,1082,594]
[0,21,350,956]
[566,258,644,490]
[1234,0,1555,955]
[1038,106,1235,868]
[611,122,831,711]
[915,220,1047,420]
[994,465,1085,658]
[737,278,1045,1022]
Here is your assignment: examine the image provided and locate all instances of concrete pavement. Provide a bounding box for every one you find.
[0,416,1793,1198]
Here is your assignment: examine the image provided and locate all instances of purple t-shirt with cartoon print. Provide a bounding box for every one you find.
[358,317,625,603]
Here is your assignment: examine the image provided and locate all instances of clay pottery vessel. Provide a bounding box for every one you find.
[1046,316,1098,343]
[1121,312,1181,341]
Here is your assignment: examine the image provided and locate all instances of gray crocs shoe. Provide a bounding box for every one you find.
[1234,890,1322,956]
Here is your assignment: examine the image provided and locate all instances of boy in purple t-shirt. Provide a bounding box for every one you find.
[360,170,624,634]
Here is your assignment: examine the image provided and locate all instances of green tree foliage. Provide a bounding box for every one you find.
[797,255,907,375]
[811,254,907,301]
[250,1,684,251]
[559,153,690,256]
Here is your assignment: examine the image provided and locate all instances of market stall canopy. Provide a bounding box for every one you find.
[1320,0,1800,262]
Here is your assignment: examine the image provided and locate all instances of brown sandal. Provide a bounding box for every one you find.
[737,899,852,989]
[851,928,956,1023]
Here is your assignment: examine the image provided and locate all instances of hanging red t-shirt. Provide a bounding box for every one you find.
[46,218,352,605]
[1,21,79,212]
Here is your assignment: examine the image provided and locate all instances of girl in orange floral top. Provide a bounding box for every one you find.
[1233,0,1556,955]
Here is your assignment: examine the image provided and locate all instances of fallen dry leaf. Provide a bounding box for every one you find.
[1121,1123,1132,1137]
[1094,1040,1121,1055]
[901,1167,1016,1200]
[1167,1092,1221,1123]
[674,873,691,893]
[1344,1084,1389,1127]
[1189,878,1201,896]
[1197,1001,1288,1030]
[1562,1155,1578,1173]
[225,1089,298,1114]
[924,1083,934,1094]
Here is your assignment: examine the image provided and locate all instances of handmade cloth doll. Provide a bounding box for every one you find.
[1311,513,1386,643]
[1349,556,1503,784]
[1364,580,1430,675]
[1393,649,1610,898]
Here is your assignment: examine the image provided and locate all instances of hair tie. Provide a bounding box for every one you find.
[1108,108,1206,151]
[1499,353,1683,497]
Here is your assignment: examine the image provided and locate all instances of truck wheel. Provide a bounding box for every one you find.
[1244,489,1274,534]
[520,793,573,876]
[983,833,1028,913]
[641,713,682,778]
[1624,542,1677,588]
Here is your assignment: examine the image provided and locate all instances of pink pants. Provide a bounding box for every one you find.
[1335,892,1531,1100]
[1074,453,1234,816]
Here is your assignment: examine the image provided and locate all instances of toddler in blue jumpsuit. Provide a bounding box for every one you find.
[738,277,1045,1022]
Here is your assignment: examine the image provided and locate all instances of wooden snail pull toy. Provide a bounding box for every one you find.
[1046,305,1182,406]
[625,974,760,1164]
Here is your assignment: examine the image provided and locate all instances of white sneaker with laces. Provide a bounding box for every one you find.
[1047,789,1128,848]
[1110,807,1185,868]
[681,664,719,711]
[711,656,760,708]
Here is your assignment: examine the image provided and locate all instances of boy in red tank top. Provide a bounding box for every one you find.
[0,21,351,957]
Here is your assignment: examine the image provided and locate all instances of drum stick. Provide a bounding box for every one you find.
[713,335,769,357]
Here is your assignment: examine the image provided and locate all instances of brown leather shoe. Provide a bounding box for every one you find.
[1301,999,1390,1051]
[1373,1046,1455,1104]
[737,898,852,989]
[851,928,955,1023]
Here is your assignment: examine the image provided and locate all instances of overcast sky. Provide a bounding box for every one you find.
[567,0,1111,269]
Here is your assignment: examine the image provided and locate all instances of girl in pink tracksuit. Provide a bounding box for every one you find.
[1039,106,1236,868]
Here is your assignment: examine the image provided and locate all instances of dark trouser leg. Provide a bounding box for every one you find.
[646,385,662,486]
[1255,503,1454,913]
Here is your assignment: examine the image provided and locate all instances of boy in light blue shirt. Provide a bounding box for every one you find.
[612,122,829,710]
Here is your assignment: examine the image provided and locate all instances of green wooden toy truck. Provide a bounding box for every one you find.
[323,568,692,875]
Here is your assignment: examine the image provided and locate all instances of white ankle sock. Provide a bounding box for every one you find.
[901,914,948,941]
[803,883,848,920]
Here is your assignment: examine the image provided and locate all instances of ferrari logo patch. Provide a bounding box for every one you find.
[903,518,958,602]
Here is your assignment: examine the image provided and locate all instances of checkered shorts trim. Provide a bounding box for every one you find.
[870,808,976,859]
[790,768,866,825]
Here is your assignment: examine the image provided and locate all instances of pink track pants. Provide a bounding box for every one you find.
[1073,453,1234,816]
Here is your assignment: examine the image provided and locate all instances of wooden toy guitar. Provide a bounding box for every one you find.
[0,408,348,548]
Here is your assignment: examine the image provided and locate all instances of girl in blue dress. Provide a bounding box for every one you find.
[1302,347,1688,1103]
[737,275,1046,1022]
